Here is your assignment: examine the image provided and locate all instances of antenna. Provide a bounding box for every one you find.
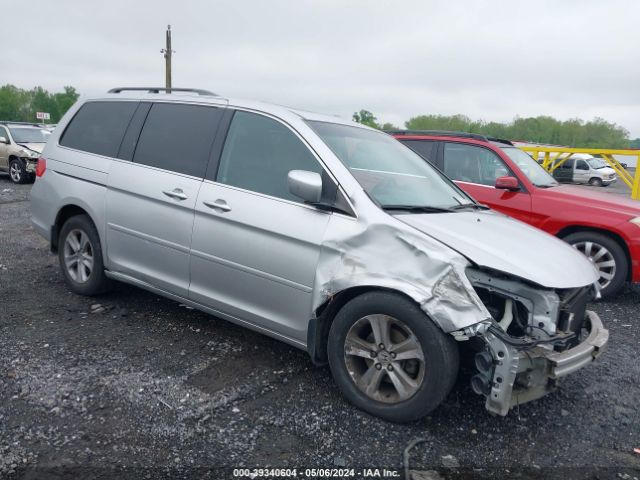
[160,25,175,92]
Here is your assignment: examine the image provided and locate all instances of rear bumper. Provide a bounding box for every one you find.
[480,311,608,416]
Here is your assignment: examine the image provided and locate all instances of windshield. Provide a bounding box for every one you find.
[307,121,473,209]
[8,127,50,144]
[501,147,558,187]
[587,158,607,169]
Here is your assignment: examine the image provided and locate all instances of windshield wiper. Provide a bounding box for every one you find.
[449,203,490,211]
[381,205,453,213]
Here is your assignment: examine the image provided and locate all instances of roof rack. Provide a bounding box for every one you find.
[108,87,218,96]
[387,130,489,141]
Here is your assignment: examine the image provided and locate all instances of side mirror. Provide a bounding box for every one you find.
[288,170,322,203]
[495,176,520,191]
[0,137,8,144]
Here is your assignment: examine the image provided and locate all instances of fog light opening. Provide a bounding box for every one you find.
[475,350,494,374]
[471,373,492,396]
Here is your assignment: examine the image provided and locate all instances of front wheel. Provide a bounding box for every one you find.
[9,158,28,184]
[563,231,628,299]
[588,177,603,187]
[327,291,459,422]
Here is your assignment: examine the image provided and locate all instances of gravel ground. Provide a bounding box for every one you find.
[0,176,639,480]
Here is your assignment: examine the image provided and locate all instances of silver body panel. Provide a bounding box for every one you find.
[106,160,202,297]
[190,181,330,342]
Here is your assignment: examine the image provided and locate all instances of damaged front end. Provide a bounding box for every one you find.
[460,268,609,416]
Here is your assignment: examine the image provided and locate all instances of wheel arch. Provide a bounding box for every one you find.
[51,204,96,253]
[557,225,632,282]
[307,286,426,365]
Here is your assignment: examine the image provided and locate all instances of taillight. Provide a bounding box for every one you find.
[35,157,46,177]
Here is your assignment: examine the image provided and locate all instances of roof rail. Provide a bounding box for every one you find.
[108,87,218,96]
[486,136,514,146]
[387,130,489,142]
[0,121,43,127]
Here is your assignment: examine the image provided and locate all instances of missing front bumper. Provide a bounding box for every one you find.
[24,159,37,173]
[478,310,608,416]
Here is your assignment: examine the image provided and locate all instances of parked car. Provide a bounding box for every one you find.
[0,122,50,184]
[393,130,640,298]
[544,154,617,187]
[31,89,607,420]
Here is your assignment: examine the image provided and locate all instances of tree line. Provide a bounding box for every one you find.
[0,84,79,124]
[1,86,637,148]
[353,109,640,149]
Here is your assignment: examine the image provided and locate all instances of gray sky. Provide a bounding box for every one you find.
[4,0,640,136]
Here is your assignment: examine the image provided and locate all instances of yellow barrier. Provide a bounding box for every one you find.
[518,146,640,200]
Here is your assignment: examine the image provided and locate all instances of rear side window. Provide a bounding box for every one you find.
[400,140,437,164]
[216,111,322,202]
[133,103,222,178]
[60,101,137,157]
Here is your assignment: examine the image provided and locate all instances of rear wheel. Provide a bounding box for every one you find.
[327,291,459,422]
[58,214,112,296]
[563,231,627,299]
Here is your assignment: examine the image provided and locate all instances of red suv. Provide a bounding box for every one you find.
[393,130,640,298]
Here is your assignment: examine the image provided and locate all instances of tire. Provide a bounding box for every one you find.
[563,231,628,299]
[327,291,459,422]
[58,214,112,296]
[588,177,603,187]
[9,158,28,184]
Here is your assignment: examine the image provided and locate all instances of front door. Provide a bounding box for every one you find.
[106,102,223,297]
[442,142,532,223]
[574,159,591,183]
[189,110,331,343]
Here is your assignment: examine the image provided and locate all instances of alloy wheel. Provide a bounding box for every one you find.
[63,229,94,283]
[343,314,425,404]
[9,162,22,182]
[572,240,616,290]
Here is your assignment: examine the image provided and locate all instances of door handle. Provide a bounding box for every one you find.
[162,188,188,200]
[203,199,232,212]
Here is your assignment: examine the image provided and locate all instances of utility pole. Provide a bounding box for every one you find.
[161,25,174,92]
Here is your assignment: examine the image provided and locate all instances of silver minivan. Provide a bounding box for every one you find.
[30,88,608,421]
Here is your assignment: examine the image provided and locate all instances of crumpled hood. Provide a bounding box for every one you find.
[18,143,45,154]
[397,210,599,289]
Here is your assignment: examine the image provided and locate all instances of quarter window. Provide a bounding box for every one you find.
[60,101,138,157]
[0,127,9,142]
[133,103,222,178]
[443,143,511,186]
[216,111,322,202]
